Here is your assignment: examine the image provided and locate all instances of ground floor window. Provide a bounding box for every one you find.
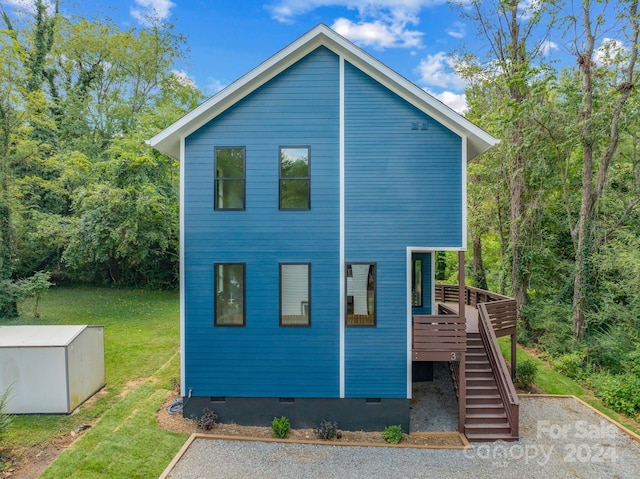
[215,263,245,326]
[280,263,310,326]
[346,263,376,326]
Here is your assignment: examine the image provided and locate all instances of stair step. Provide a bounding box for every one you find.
[465,432,519,442]
[467,380,497,388]
[466,386,499,394]
[465,424,512,435]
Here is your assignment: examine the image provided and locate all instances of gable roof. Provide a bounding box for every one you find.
[147,23,498,161]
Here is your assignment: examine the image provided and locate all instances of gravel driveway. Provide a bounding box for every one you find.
[163,397,640,479]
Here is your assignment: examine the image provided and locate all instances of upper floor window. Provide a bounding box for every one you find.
[215,147,245,210]
[215,263,245,326]
[346,263,376,326]
[280,263,311,326]
[279,146,310,209]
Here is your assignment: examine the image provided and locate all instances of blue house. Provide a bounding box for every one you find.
[150,25,519,440]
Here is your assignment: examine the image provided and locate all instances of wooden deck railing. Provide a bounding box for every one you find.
[412,304,466,361]
[478,303,520,438]
[434,284,517,338]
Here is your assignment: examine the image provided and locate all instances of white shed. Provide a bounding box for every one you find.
[0,325,105,414]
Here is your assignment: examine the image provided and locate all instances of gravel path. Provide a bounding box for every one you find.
[165,397,640,479]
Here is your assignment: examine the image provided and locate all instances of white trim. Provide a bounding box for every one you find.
[339,56,345,399]
[179,136,186,397]
[431,252,437,315]
[147,24,498,162]
[406,248,412,399]
[406,248,440,399]
[461,135,468,250]
[406,245,464,251]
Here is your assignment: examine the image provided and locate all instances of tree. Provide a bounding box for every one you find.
[456,0,557,319]
[568,0,639,339]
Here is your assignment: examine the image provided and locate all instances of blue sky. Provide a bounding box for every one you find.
[2,0,488,112]
[24,0,636,116]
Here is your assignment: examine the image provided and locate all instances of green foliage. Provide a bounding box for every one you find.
[193,408,217,432]
[550,350,589,380]
[0,7,200,290]
[381,425,403,444]
[0,387,12,440]
[585,327,635,372]
[271,416,291,439]
[515,359,538,390]
[0,271,52,319]
[588,373,640,417]
[314,420,338,440]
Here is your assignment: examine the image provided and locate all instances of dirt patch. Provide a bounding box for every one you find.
[157,392,465,448]
[118,379,146,398]
[1,435,75,479]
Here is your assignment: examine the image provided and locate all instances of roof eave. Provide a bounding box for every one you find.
[147,24,499,162]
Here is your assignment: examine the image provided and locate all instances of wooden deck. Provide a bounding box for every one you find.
[412,284,520,441]
[436,302,479,333]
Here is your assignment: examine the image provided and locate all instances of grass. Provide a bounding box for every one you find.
[499,337,640,435]
[1,287,188,477]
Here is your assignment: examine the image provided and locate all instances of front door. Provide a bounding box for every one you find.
[411,252,432,315]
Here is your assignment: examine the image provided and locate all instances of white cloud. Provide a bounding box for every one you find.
[416,52,467,91]
[332,17,422,49]
[171,70,197,89]
[517,0,543,20]
[130,0,175,25]
[267,1,448,23]
[2,0,55,15]
[426,89,468,114]
[205,78,228,95]
[540,40,558,56]
[594,38,627,66]
[446,21,465,40]
[268,1,448,49]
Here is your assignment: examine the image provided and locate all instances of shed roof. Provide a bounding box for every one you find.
[147,23,498,162]
[0,325,90,347]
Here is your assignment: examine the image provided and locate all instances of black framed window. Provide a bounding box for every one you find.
[279,146,310,209]
[215,147,245,210]
[215,263,245,326]
[346,263,376,326]
[280,263,311,326]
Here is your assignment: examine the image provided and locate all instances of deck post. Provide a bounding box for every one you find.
[457,250,466,434]
[511,334,517,380]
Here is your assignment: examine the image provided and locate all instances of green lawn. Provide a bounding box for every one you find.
[499,338,640,435]
[2,287,188,478]
[4,288,639,477]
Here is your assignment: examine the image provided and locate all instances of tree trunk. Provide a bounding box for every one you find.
[472,234,488,290]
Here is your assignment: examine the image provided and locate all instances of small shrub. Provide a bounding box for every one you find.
[589,373,640,417]
[382,425,403,444]
[271,416,291,438]
[551,351,588,380]
[314,420,338,440]
[515,359,538,390]
[193,408,217,431]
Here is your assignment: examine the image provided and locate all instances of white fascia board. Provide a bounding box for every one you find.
[337,47,498,161]
[147,24,498,162]
[147,29,330,159]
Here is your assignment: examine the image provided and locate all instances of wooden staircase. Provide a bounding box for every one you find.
[464,333,518,441]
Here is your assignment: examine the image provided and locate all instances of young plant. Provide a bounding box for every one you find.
[271,416,291,438]
[193,408,217,431]
[314,420,338,440]
[515,359,538,390]
[382,425,403,444]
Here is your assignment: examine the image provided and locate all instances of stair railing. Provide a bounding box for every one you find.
[477,303,519,438]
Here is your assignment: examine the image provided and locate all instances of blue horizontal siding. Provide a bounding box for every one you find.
[183,47,340,398]
[343,61,462,398]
